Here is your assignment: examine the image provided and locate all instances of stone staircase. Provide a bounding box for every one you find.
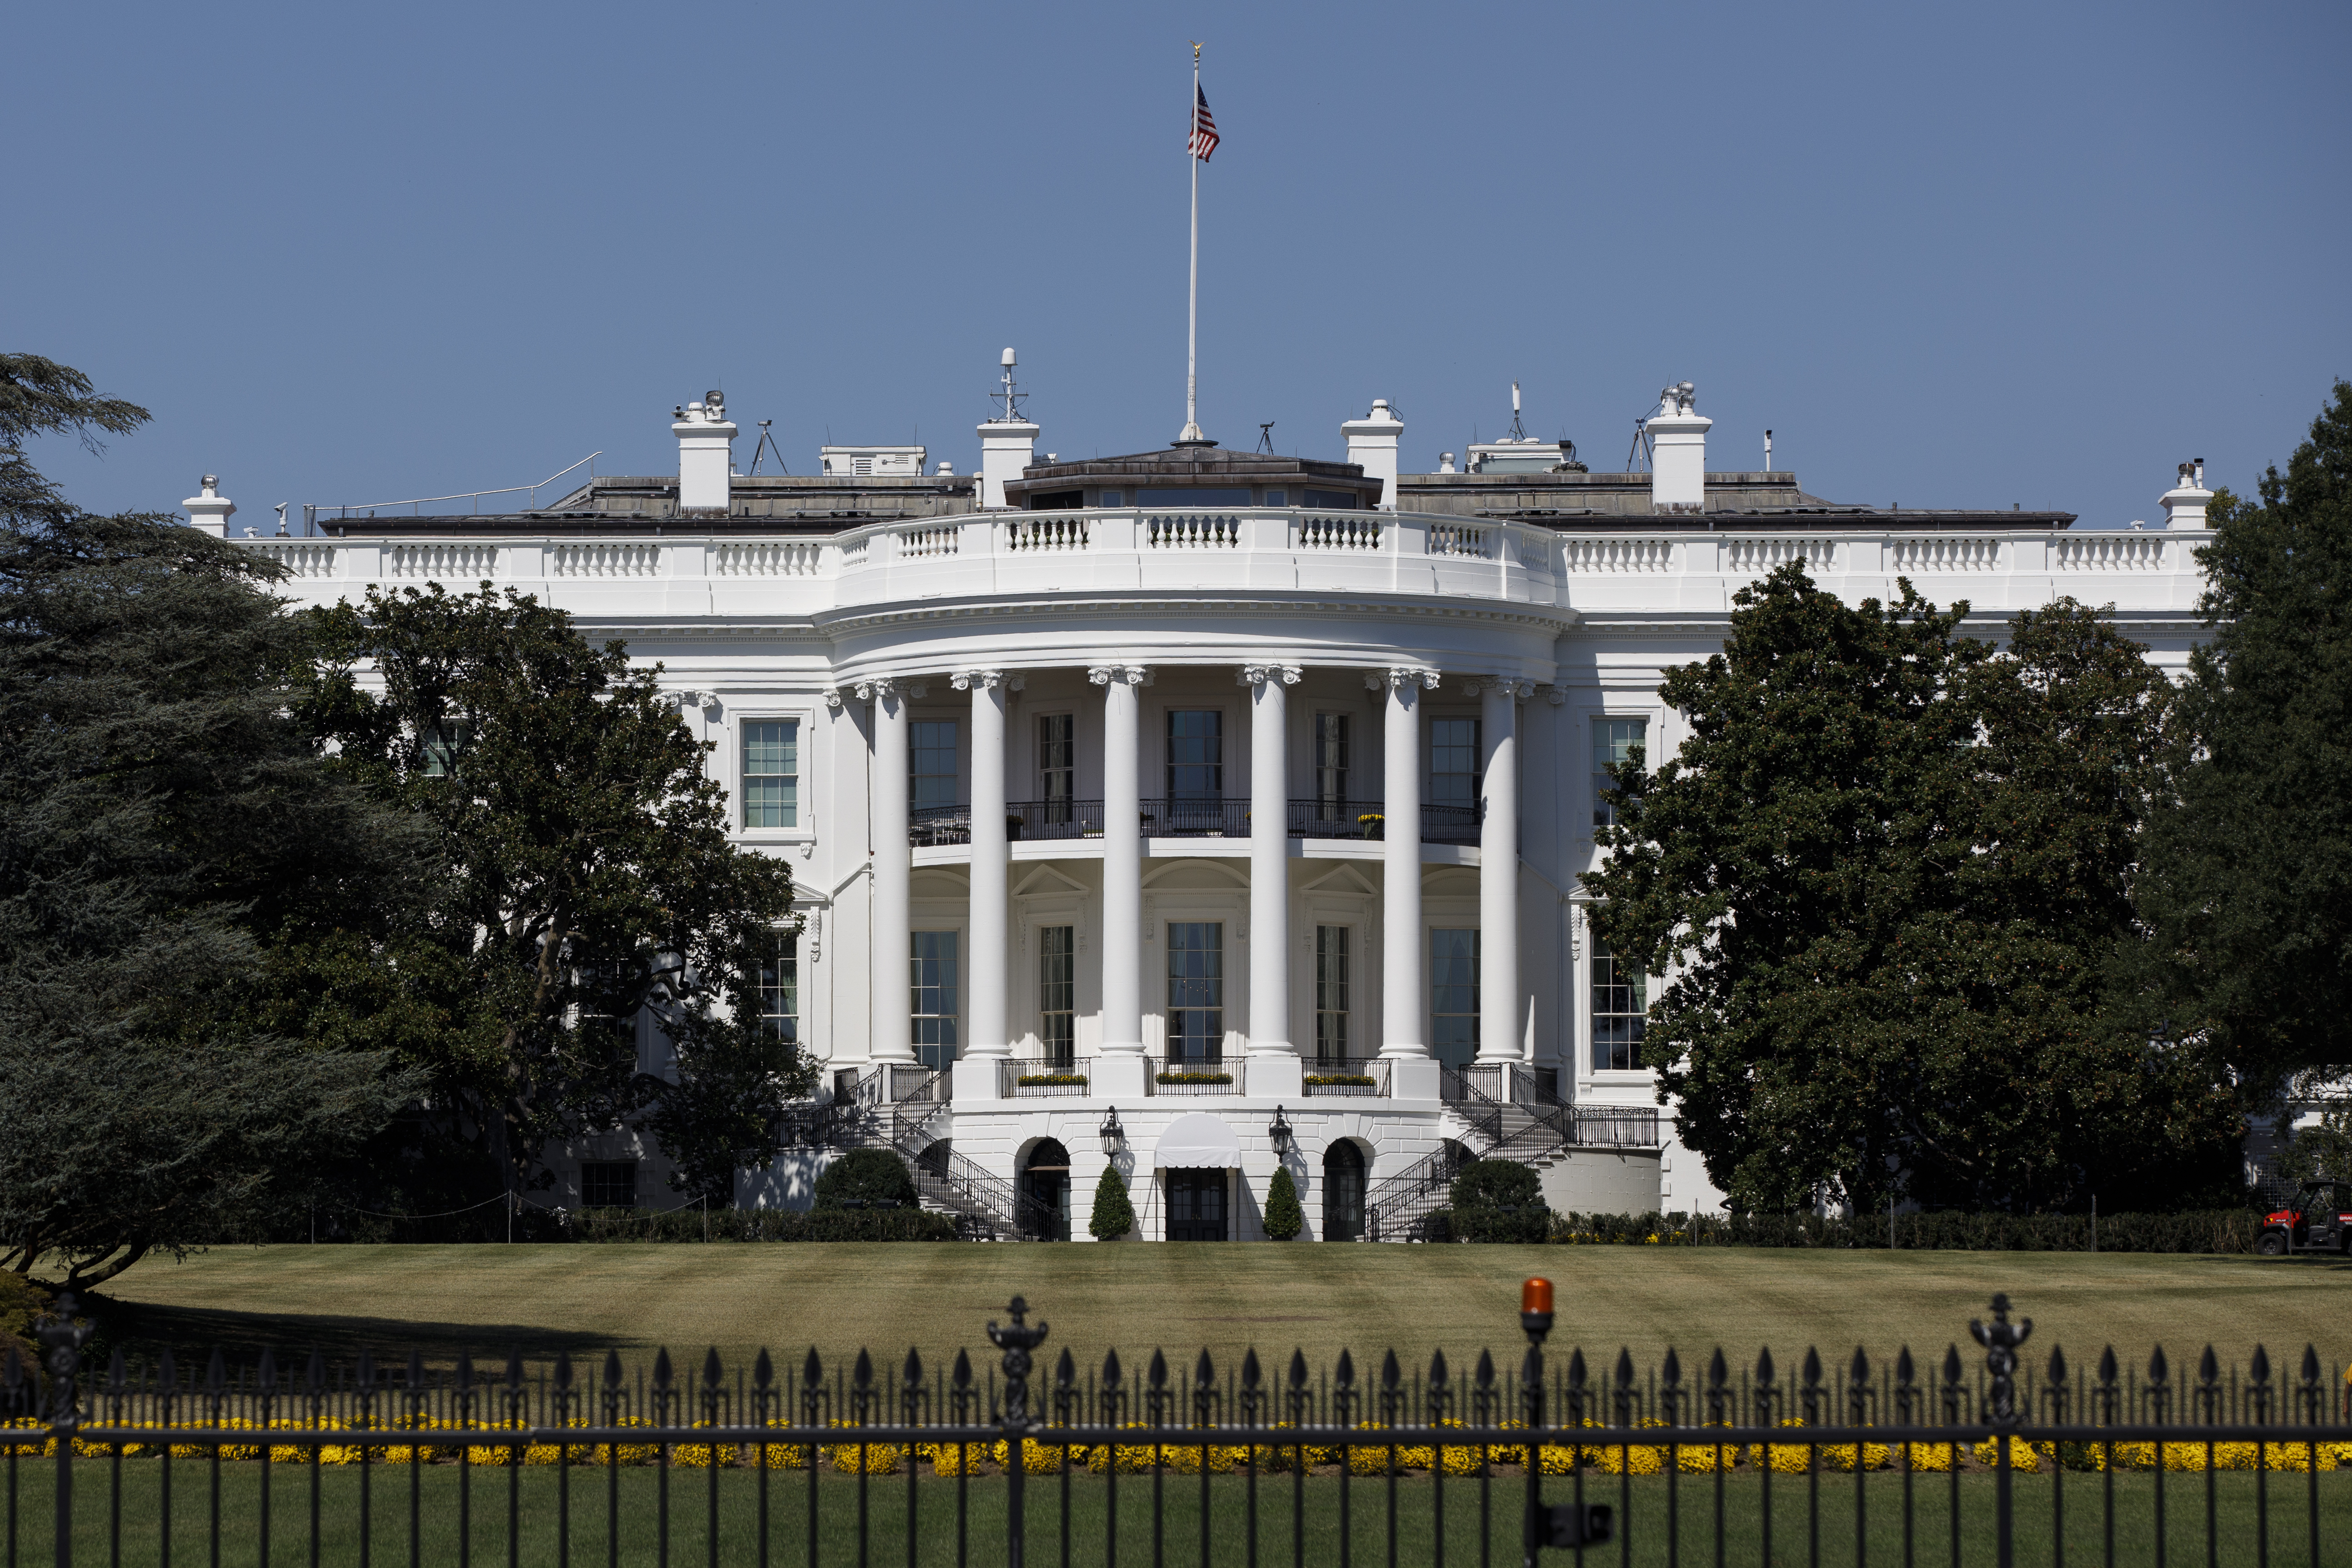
[817,1066,1048,1241]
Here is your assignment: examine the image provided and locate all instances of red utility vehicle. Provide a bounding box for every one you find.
[2257,1181,2352,1255]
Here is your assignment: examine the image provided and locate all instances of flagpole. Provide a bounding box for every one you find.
[1180,40,1205,445]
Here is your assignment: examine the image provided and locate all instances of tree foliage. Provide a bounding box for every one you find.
[300,583,811,1202]
[0,356,417,1287]
[1261,1166,1303,1240]
[1586,563,2241,1214]
[812,1148,918,1210]
[2130,381,2352,1092]
[1447,1159,1547,1242]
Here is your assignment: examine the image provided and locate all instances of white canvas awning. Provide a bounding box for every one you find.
[1153,1112,1243,1169]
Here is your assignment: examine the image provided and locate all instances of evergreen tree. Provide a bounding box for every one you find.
[2131,382,2352,1092]
[1262,1166,1303,1240]
[0,355,417,1288]
[301,583,811,1203]
[1587,563,2239,1213]
[1088,1167,1135,1239]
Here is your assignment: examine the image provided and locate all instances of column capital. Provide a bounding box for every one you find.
[1542,684,1569,706]
[822,686,844,709]
[1366,667,1439,692]
[951,669,1004,691]
[1237,664,1303,688]
[853,677,897,701]
[1088,664,1152,687]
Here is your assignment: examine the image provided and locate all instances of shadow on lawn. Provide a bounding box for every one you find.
[86,1298,637,1374]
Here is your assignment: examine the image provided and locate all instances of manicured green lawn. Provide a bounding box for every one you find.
[82,1243,2352,1387]
[8,1461,2348,1567]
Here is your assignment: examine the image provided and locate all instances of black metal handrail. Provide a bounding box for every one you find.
[1145,1052,1239,1093]
[1287,799,1389,839]
[1000,1056,1088,1097]
[908,798,1482,847]
[1138,797,1248,838]
[1005,798,1104,840]
[1303,1056,1391,1096]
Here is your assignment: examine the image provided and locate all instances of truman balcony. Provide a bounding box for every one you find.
[911,799,1478,847]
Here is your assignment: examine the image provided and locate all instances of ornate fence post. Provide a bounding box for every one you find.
[35,1294,92,1568]
[1969,1292,2032,1568]
[986,1297,1049,1568]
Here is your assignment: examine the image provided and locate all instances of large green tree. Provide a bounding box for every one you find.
[0,356,419,1287]
[301,583,811,1206]
[2129,381,2352,1093]
[1585,563,2239,1213]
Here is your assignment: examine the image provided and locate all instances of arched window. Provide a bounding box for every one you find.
[1323,1141,1367,1242]
[1023,1139,1073,1242]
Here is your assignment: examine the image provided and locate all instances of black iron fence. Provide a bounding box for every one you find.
[8,1290,2352,1566]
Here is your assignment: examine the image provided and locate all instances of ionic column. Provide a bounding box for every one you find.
[955,670,1018,1098]
[1243,665,1302,1096]
[1373,669,1438,1069]
[1091,665,1150,1095]
[861,677,915,1063]
[1477,679,1531,1064]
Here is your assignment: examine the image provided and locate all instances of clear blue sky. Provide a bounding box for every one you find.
[11,0,2347,531]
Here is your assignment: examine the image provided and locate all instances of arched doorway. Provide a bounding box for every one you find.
[1323,1141,1366,1242]
[1023,1139,1072,1241]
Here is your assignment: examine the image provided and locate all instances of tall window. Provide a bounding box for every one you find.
[1167,711,1224,800]
[760,932,798,1042]
[910,721,960,814]
[1430,928,1480,1071]
[1166,922,1224,1064]
[1590,937,1647,1071]
[1592,718,1648,828]
[742,720,800,828]
[1039,925,1076,1068]
[1314,925,1351,1062]
[1429,718,1481,809]
[1314,713,1351,812]
[1038,714,1075,824]
[911,931,960,1072]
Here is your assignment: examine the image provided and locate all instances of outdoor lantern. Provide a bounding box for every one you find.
[1268,1105,1293,1156]
[1098,1106,1124,1156]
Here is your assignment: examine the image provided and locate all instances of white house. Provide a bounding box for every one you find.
[204,375,2219,1240]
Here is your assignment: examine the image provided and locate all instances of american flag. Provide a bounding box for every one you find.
[1189,85,1219,162]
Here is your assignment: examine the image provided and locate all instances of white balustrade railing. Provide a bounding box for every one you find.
[388,543,498,580]
[550,542,659,578]
[1146,513,1241,549]
[243,513,2206,616]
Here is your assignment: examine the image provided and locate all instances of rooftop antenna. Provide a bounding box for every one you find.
[1256,421,1276,454]
[1625,411,1653,474]
[747,419,788,476]
[993,347,1028,422]
[1507,381,1528,441]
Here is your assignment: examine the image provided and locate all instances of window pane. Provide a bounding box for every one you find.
[1592,719,1648,828]
[1590,936,1648,1071]
[1431,928,1480,1070]
[1314,925,1350,1062]
[1429,718,1480,809]
[909,721,960,812]
[1167,922,1224,1063]
[1167,711,1224,801]
[742,720,800,828]
[1038,714,1075,821]
[421,719,473,778]
[580,1160,638,1209]
[1314,713,1351,811]
[911,931,960,1071]
[1040,925,1076,1068]
[760,932,798,1042]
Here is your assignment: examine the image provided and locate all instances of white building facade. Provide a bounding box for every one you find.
[210,383,2221,1240]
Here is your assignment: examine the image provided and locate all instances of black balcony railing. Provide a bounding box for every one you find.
[1001,1056,1089,1097]
[1146,1052,1239,1093]
[914,798,1483,847]
[1303,1056,1391,1096]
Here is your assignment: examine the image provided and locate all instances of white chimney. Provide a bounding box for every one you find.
[1648,382,1710,513]
[978,347,1038,509]
[2160,458,2213,531]
[1340,400,1404,510]
[673,390,738,513]
[184,474,235,536]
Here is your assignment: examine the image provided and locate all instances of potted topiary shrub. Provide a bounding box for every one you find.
[1090,1168,1136,1240]
[1263,1167,1304,1240]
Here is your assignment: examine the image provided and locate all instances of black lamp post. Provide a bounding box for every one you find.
[1098,1107,1124,1157]
[1268,1105,1293,1157]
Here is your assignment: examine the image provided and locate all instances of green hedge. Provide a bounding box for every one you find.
[1547,1209,2272,1253]
[565,1207,958,1242]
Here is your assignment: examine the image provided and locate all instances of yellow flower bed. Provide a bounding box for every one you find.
[1752,1418,1892,1474]
[1901,1442,1958,1473]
